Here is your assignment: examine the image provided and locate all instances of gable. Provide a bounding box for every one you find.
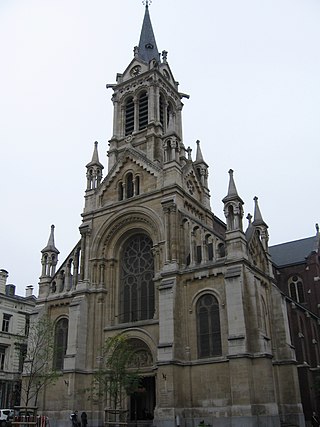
[247,229,269,273]
[183,164,203,203]
[99,149,160,206]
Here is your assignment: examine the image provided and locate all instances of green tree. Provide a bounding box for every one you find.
[91,335,140,423]
[16,314,59,406]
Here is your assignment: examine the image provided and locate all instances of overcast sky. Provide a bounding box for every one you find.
[0,0,319,296]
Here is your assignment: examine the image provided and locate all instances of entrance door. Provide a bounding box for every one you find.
[130,377,155,426]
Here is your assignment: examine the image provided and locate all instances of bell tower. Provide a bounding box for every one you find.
[106,2,189,172]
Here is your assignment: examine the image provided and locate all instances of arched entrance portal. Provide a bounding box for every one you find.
[128,339,155,427]
[129,377,155,426]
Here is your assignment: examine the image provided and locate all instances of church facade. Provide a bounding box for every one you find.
[34,4,305,427]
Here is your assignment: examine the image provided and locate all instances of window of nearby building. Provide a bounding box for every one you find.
[2,313,11,333]
[197,294,222,358]
[53,318,69,370]
[217,243,225,258]
[288,275,304,303]
[0,346,5,371]
[25,315,30,336]
[18,343,27,372]
[120,234,154,323]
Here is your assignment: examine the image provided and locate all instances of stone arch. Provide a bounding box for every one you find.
[93,208,163,259]
[118,328,157,366]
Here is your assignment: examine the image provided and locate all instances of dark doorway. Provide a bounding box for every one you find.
[129,377,155,427]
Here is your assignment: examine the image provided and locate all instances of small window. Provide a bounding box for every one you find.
[126,173,134,198]
[0,346,5,371]
[118,182,124,201]
[288,276,304,303]
[18,343,27,372]
[196,245,202,264]
[167,102,173,125]
[135,176,140,196]
[217,243,225,258]
[2,314,11,333]
[208,243,214,261]
[25,315,30,336]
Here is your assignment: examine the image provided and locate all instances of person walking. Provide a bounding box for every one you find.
[81,412,88,427]
[70,411,79,427]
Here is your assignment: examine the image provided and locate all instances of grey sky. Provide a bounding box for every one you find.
[0,0,319,296]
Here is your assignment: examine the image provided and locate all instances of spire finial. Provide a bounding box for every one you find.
[142,0,152,7]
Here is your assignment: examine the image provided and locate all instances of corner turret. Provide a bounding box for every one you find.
[252,196,269,251]
[222,169,247,260]
[86,141,104,191]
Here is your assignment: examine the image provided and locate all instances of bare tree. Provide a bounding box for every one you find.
[16,314,59,406]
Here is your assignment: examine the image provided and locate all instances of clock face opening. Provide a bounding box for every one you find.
[130,65,142,76]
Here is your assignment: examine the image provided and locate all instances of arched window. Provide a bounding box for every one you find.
[118,182,124,201]
[167,102,173,125]
[120,234,154,323]
[217,243,226,258]
[138,91,148,130]
[126,173,134,198]
[125,97,134,135]
[53,318,68,370]
[288,275,304,303]
[260,296,268,335]
[135,176,140,196]
[197,294,222,358]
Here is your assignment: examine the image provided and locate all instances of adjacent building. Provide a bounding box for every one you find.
[270,227,320,423]
[0,269,36,408]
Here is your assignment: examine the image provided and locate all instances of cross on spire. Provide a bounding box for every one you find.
[142,0,152,7]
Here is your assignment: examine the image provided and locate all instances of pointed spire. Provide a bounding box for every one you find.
[253,196,267,226]
[222,169,243,204]
[41,225,59,254]
[137,2,160,64]
[195,140,204,163]
[86,141,103,168]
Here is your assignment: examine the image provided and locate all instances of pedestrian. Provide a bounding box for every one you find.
[81,412,88,427]
[70,411,79,427]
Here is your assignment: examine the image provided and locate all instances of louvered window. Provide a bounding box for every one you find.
[159,94,164,127]
[197,294,222,358]
[120,234,154,323]
[125,97,134,135]
[167,102,173,125]
[138,92,148,130]
[53,318,68,370]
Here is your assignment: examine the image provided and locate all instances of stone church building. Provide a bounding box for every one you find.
[34,4,306,427]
